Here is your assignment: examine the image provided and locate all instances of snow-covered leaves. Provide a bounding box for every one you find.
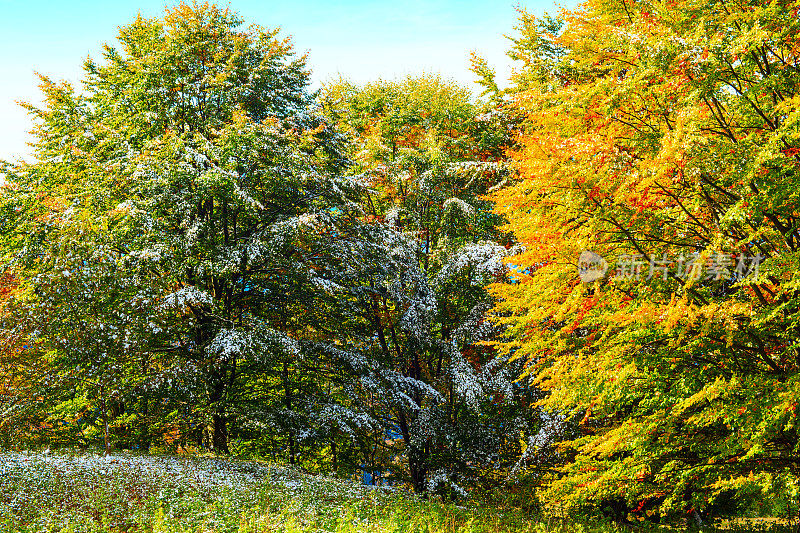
[436,241,520,287]
[161,287,214,310]
[207,325,300,361]
[310,73,540,493]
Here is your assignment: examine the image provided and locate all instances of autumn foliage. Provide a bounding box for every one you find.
[1,0,800,523]
[489,0,800,520]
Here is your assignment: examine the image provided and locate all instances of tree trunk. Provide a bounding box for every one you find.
[331,433,337,473]
[398,411,428,493]
[408,443,428,494]
[100,384,110,455]
[139,396,151,452]
[212,413,229,454]
[282,361,296,465]
[288,433,296,465]
[208,370,230,455]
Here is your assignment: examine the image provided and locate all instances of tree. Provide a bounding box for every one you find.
[490,0,800,521]
[318,75,539,494]
[0,271,25,447]
[0,2,362,455]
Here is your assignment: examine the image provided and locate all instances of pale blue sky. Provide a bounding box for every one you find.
[0,0,572,161]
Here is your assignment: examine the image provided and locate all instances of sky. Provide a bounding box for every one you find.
[0,0,573,162]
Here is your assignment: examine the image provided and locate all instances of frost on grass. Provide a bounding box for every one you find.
[0,451,396,532]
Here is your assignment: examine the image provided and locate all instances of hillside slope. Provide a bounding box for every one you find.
[0,451,542,532]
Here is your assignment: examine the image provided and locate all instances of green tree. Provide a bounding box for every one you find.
[0,2,361,455]
[319,75,538,494]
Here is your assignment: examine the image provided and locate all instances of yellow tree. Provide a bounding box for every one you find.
[490,0,800,522]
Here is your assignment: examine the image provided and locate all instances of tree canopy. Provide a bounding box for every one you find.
[488,0,800,521]
[2,0,800,523]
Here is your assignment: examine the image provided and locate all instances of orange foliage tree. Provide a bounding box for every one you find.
[490,0,800,522]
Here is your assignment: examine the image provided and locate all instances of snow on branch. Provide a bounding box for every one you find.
[160,287,214,310]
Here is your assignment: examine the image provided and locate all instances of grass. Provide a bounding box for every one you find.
[0,450,796,533]
[0,450,584,533]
